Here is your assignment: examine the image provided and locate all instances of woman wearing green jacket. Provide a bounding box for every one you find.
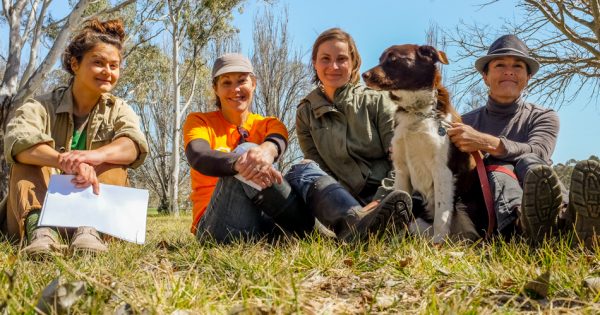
[284,28,412,241]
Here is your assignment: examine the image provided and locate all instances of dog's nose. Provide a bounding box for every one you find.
[362,71,371,80]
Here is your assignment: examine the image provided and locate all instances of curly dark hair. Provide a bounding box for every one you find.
[62,18,126,75]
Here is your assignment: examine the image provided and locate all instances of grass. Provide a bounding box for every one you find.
[2,214,600,314]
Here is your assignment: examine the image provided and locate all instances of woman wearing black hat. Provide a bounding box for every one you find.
[447,35,600,246]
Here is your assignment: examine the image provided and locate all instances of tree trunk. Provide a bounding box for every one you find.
[169,24,181,216]
[1,0,93,200]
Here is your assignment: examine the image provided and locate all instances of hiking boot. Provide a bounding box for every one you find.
[569,160,600,248]
[520,165,563,243]
[343,190,413,241]
[70,226,108,253]
[23,227,67,257]
[307,175,413,241]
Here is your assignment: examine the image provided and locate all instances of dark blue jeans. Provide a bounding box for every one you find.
[284,161,328,201]
[196,143,276,243]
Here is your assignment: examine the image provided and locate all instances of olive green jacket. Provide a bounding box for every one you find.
[4,85,148,167]
[296,84,396,196]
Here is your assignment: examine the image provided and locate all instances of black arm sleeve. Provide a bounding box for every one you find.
[264,133,288,160]
[185,139,241,177]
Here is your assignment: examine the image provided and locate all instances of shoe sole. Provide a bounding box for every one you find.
[570,160,600,248]
[23,244,68,259]
[71,247,107,255]
[367,190,413,234]
[521,165,563,243]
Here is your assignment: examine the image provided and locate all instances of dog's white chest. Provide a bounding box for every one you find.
[390,92,457,242]
[393,113,451,196]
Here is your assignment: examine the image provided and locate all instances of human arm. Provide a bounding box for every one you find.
[233,118,288,186]
[183,114,284,189]
[449,108,559,162]
[375,92,397,157]
[495,110,559,162]
[295,103,333,175]
[58,137,139,174]
[15,144,100,194]
[6,99,100,193]
[448,122,507,156]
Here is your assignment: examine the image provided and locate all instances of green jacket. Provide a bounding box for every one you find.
[4,85,148,167]
[296,84,396,196]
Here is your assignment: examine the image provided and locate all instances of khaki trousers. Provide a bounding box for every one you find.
[2,163,128,242]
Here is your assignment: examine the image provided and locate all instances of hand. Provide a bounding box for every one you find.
[71,162,100,195]
[447,122,502,154]
[58,150,106,174]
[234,146,282,188]
[249,166,283,189]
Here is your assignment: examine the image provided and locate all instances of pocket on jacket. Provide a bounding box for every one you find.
[92,125,115,143]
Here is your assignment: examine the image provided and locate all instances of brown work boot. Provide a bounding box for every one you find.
[70,226,108,254]
[569,160,600,248]
[520,165,563,243]
[23,227,67,257]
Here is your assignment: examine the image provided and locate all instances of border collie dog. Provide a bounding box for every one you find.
[363,44,483,243]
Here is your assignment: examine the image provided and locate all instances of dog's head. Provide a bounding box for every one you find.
[362,44,448,91]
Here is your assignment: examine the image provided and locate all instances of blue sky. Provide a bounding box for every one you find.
[2,0,598,164]
[231,0,600,164]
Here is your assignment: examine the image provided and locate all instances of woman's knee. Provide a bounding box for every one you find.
[96,165,128,186]
[514,153,547,180]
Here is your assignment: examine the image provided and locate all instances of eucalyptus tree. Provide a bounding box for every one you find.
[251,8,312,172]
[0,0,136,198]
[163,0,244,215]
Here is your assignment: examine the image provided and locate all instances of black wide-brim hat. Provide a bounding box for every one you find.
[475,34,540,75]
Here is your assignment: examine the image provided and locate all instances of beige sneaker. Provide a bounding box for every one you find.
[70,226,108,253]
[23,227,67,257]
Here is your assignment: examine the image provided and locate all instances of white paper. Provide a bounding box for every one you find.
[39,175,149,244]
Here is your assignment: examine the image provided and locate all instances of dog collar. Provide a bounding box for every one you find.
[395,90,450,137]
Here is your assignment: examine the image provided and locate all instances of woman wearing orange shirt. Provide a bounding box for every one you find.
[183,54,313,242]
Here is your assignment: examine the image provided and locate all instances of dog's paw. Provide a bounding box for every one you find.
[408,218,433,237]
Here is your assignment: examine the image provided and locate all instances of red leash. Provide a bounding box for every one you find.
[485,165,518,180]
[472,151,496,238]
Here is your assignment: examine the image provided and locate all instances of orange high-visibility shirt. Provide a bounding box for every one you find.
[182,110,288,234]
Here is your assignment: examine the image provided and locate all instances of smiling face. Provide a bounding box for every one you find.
[214,72,256,116]
[71,43,121,97]
[483,56,531,104]
[314,39,353,97]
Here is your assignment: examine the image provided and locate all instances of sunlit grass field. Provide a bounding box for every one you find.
[2,212,600,314]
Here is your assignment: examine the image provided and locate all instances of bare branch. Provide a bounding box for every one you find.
[83,0,135,19]
[21,0,41,44]
[15,0,93,104]
[21,0,51,87]
[449,0,600,109]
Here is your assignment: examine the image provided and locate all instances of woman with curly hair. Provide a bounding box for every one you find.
[1,18,148,255]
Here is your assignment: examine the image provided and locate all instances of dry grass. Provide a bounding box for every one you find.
[2,213,600,314]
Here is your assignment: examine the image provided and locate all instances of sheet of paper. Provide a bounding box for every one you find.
[38,175,149,244]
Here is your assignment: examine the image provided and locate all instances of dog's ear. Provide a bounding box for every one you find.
[418,45,449,65]
[437,50,449,65]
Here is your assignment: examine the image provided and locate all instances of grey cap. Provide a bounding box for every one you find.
[212,53,254,78]
[475,35,540,75]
